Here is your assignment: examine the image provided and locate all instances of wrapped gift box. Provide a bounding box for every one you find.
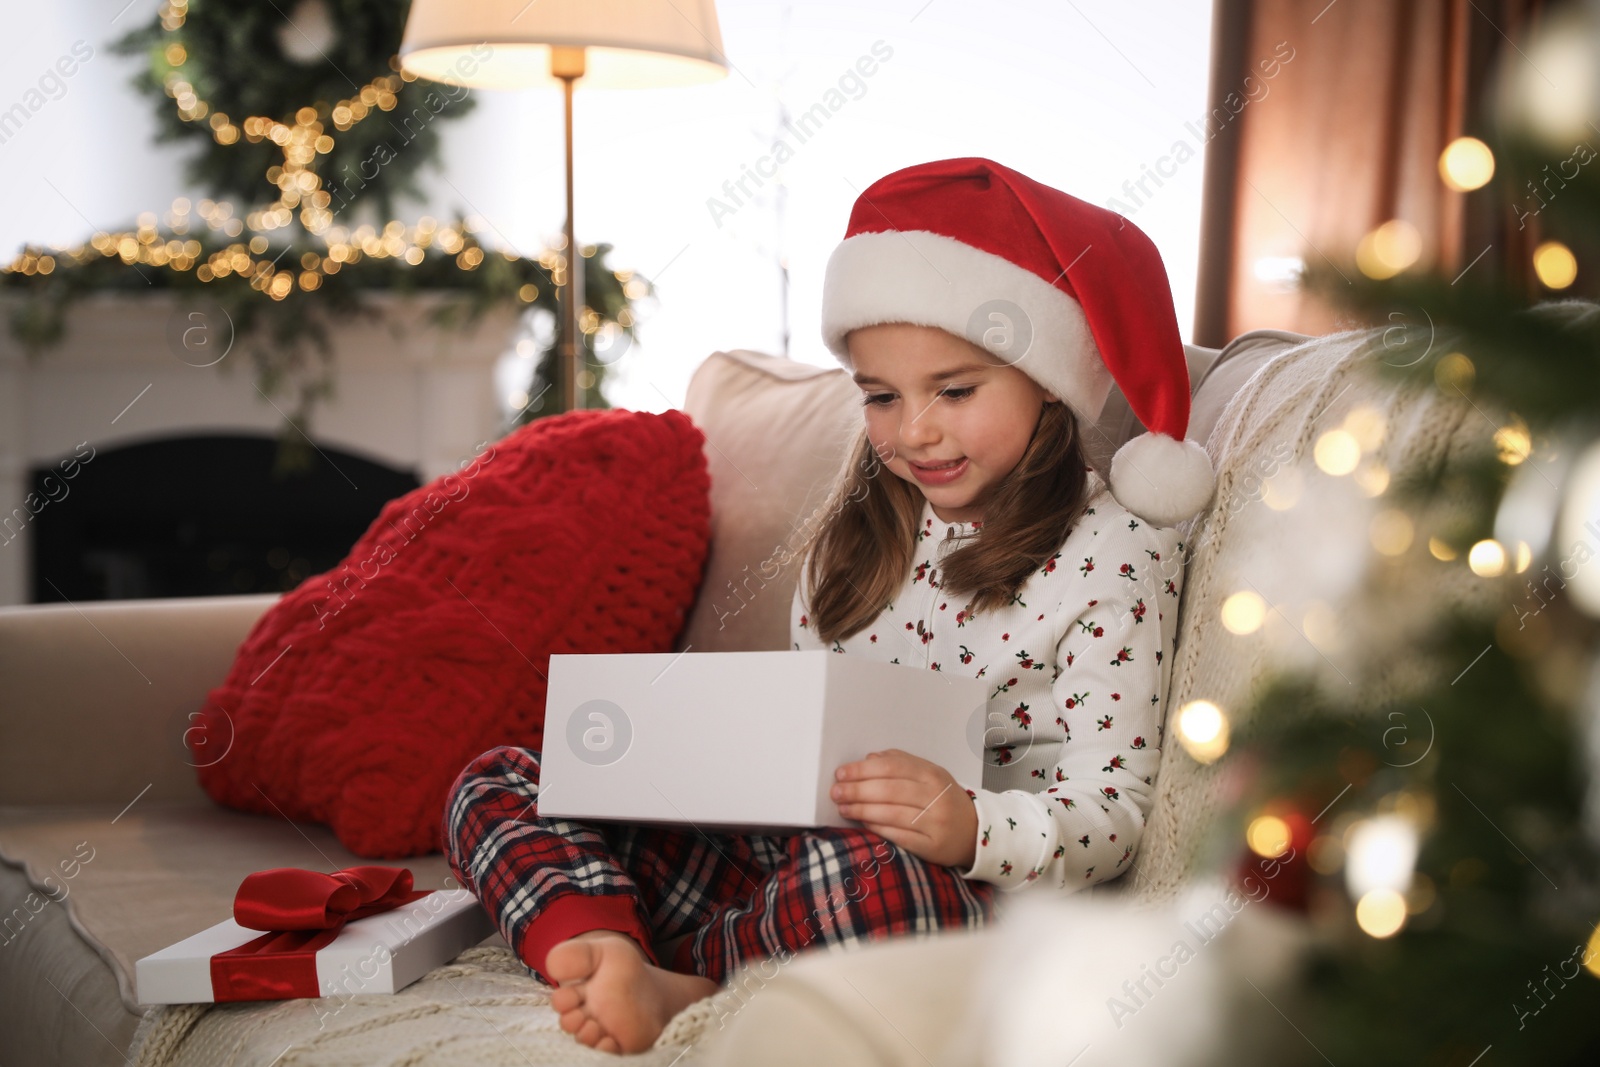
[538,650,989,832]
[136,887,494,1005]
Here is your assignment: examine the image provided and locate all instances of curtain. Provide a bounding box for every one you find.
[1193,0,1553,345]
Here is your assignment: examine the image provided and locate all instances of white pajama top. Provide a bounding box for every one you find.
[791,472,1184,894]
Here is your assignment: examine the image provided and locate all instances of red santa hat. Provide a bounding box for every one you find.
[820,156,1214,527]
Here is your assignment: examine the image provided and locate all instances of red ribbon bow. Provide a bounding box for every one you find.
[209,866,428,1002]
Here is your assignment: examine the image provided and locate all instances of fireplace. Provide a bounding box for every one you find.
[25,434,420,603]
[0,291,520,606]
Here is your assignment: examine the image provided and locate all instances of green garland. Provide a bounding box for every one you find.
[3,226,649,475]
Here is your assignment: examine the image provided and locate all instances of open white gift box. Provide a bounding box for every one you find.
[538,650,990,833]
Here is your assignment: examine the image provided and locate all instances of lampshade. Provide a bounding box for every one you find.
[399,0,729,90]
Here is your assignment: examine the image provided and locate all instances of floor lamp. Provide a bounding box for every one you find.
[399,0,729,414]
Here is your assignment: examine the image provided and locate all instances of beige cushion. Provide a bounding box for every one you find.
[1188,328,1314,447]
[675,350,864,655]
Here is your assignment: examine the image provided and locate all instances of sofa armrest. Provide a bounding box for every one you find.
[0,594,277,806]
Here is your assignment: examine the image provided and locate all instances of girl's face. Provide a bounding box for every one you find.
[847,322,1058,525]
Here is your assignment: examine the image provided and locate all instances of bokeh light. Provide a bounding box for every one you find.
[1468,539,1507,577]
[1220,591,1267,635]
[1247,814,1292,858]
[1370,509,1414,555]
[1314,429,1361,475]
[1356,888,1408,938]
[1438,136,1495,191]
[1176,700,1230,764]
[1356,219,1423,279]
[1533,241,1577,289]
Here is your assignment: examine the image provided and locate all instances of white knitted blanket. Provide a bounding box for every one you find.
[130,319,1496,1065]
[130,943,776,1065]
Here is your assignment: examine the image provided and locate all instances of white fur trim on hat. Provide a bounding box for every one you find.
[1108,432,1215,527]
[821,229,1113,424]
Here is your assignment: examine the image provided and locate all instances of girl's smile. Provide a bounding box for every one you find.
[908,456,969,485]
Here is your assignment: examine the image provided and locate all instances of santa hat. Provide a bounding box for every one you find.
[820,156,1214,528]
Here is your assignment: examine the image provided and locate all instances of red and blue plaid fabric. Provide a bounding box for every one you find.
[443,745,999,986]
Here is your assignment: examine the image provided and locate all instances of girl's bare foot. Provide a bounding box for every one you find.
[545,929,720,1054]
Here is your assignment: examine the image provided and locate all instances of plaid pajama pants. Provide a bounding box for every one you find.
[442,745,999,986]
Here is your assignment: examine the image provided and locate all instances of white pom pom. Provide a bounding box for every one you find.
[1107,432,1216,527]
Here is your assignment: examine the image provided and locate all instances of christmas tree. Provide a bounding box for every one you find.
[1198,8,1600,1064]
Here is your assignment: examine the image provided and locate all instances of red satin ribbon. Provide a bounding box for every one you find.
[208,866,428,1002]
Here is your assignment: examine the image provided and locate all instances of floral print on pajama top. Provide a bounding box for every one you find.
[791,471,1184,894]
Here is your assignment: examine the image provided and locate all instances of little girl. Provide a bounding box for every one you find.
[442,157,1214,1055]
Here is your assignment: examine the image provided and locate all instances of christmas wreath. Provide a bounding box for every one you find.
[112,0,466,219]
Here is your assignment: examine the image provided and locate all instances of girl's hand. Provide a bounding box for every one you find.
[829,748,978,869]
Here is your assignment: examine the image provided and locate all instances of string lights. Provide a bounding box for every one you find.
[2,0,652,322]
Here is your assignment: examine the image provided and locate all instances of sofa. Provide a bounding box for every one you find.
[1,323,1349,1067]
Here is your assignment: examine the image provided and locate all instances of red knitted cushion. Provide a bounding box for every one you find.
[190,408,711,857]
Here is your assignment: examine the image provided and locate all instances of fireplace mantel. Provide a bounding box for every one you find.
[0,291,523,605]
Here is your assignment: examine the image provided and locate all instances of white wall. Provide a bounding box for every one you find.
[0,1,1217,603]
[0,0,1217,414]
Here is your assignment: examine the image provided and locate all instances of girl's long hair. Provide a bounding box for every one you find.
[797,399,1091,646]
